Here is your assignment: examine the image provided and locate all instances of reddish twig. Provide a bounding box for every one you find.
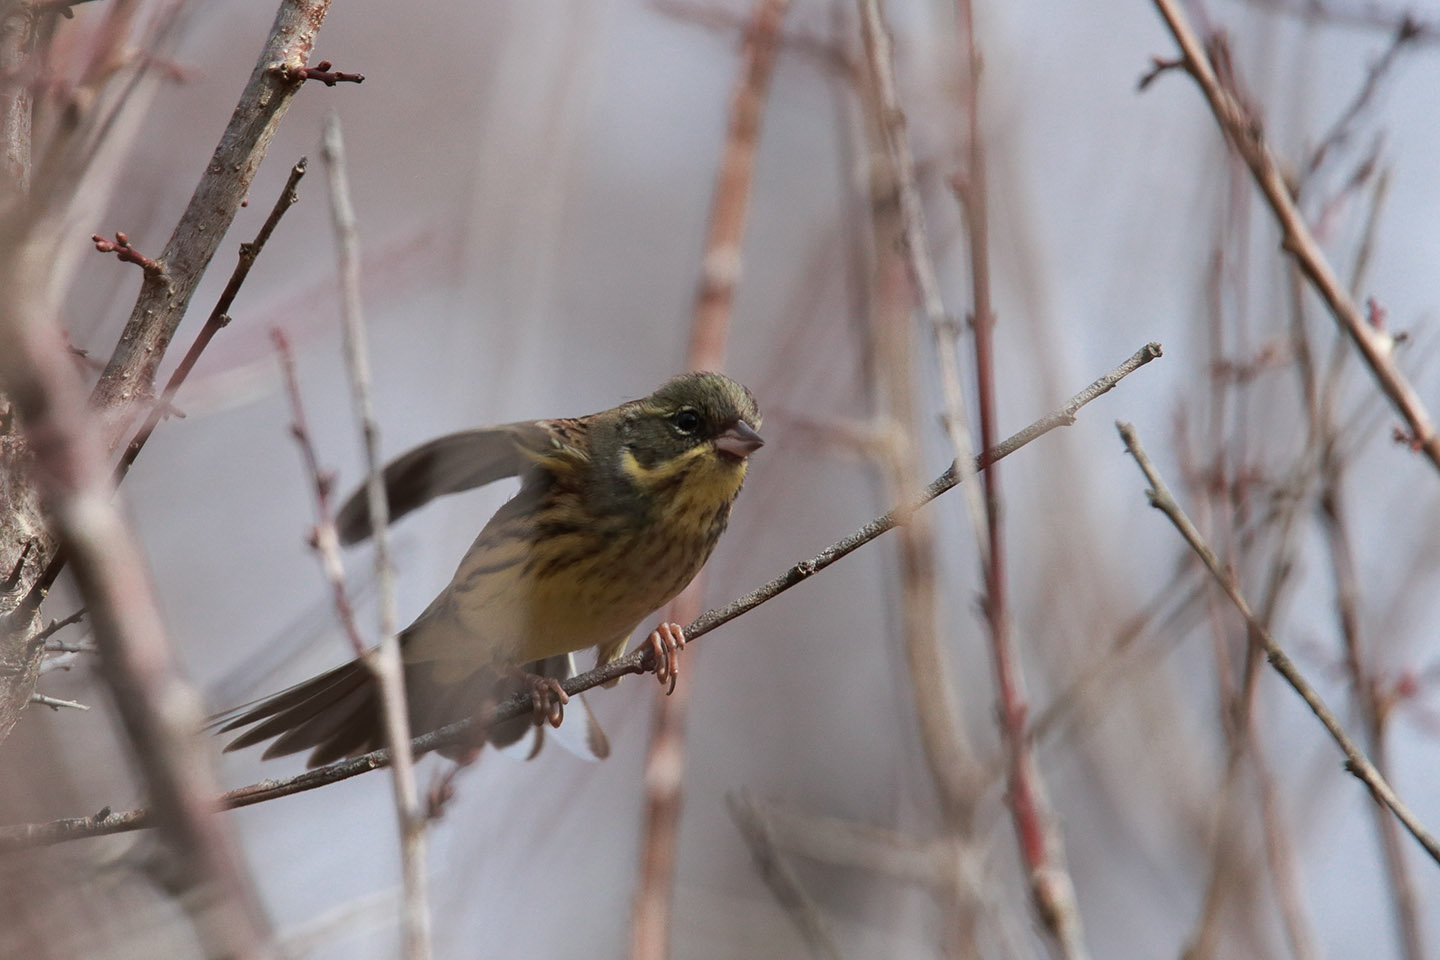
[90,0,336,443]
[1118,421,1440,868]
[91,231,164,276]
[1302,17,1419,188]
[0,344,1163,852]
[114,157,307,486]
[276,59,364,86]
[951,1,1088,953]
[631,3,788,956]
[1145,0,1440,477]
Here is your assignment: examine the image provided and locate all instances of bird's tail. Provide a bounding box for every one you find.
[212,658,386,769]
[212,652,609,768]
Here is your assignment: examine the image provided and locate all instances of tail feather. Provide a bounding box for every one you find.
[262,681,377,761]
[215,651,611,766]
[215,661,364,735]
[304,701,384,768]
[221,666,369,752]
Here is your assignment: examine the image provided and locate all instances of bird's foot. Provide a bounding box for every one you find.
[523,671,569,728]
[647,621,687,695]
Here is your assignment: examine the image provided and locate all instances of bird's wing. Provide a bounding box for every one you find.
[336,419,579,545]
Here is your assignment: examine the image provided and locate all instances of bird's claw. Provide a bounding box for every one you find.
[647,621,687,695]
[523,673,569,729]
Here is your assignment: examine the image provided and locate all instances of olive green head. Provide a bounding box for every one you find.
[618,372,763,471]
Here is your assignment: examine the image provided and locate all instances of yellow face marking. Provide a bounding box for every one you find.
[619,444,749,509]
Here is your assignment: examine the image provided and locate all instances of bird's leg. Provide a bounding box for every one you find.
[503,665,570,728]
[646,621,687,695]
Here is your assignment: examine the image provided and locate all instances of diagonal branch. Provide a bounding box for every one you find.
[89,0,339,442]
[1117,420,1440,868]
[1145,0,1440,475]
[0,342,1162,851]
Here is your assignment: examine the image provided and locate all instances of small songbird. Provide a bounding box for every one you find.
[214,373,763,768]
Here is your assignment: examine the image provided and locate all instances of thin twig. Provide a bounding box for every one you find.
[951,1,1087,954]
[320,112,431,960]
[30,692,89,710]
[32,608,85,644]
[0,342,1162,851]
[1145,0,1440,475]
[0,197,275,957]
[114,157,308,488]
[1318,423,1424,959]
[1237,0,1439,43]
[651,0,857,78]
[856,0,989,560]
[861,76,982,956]
[1116,420,1440,867]
[728,792,847,960]
[632,4,788,955]
[90,0,337,441]
[1302,17,1417,187]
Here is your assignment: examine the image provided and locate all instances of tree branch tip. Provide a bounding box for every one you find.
[2,539,36,590]
[277,60,365,87]
[91,232,165,277]
[1138,56,1186,90]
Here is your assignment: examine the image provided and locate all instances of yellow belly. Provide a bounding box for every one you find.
[402,450,744,684]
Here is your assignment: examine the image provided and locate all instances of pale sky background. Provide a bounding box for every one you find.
[14,0,1440,957]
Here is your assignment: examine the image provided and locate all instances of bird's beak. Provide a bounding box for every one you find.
[715,419,764,461]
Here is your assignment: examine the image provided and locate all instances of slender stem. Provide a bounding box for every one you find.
[0,343,1163,851]
[90,0,337,444]
[856,0,989,559]
[952,2,1087,956]
[1147,0,1440,475]
[1117,421,1440,867]
[320,114,431,960]
[631,3,789,956]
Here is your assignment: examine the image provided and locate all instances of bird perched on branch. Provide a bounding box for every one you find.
[213,372,763,768]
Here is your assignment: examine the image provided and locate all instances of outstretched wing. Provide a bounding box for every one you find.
[335,419,581,545]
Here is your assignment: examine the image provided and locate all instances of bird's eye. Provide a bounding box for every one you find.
[673,408,702,435]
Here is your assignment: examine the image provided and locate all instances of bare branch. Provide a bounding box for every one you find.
[1303,17,1419,187]
[113,157,308,489]
[90,0,337,443]
[0,341,1163,851]
[0,200,275,959]
[1116,420,1440,867]
[91,231,165,277]
[951,0,1088,952]
[728,791,847,960]
[856,0,989,561]
[1145,0,1440,475]
[319,112,431,960]
[30,691,89,710]
[632,4,788,955]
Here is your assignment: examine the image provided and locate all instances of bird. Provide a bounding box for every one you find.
[213,372,763,768]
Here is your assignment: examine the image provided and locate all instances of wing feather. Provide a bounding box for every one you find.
[336,419,588,544]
